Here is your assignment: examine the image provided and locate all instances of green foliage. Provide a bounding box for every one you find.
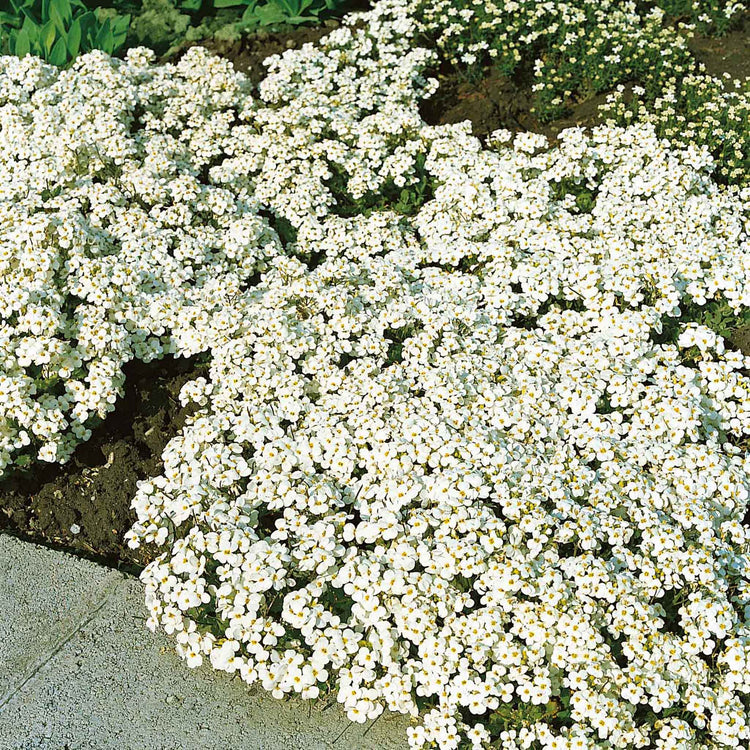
[121,0,353,59]
[0,0,130,65]
[486,694,569,737]
[550,177,598,213]
[239,0,347,27]
[149,0,349,28]
[126,0,191,52]
[384,324,421,365]
[652,295,750,351]
[327,153,435,219]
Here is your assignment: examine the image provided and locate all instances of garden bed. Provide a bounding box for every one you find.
[1,15,747,576]
[1,1,749,747]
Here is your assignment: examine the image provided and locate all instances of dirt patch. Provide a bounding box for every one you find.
[419,64,610,141]
[689,13,750,81]
[0,355,208,572]
[731,325,750,357]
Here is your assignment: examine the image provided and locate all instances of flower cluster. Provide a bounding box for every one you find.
[412,0,717,120]
[0,47,280,471]
[0,0,446,474]
[2,0,750,747]
[601,76,749,186]
[119,7,748,748]
[129,113,750,746]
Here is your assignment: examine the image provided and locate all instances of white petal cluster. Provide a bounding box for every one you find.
[0,0,442,473]
[412,0,701,119]
[0,47,279,470]
[127,8,748,748]
[601,76,749,186]
[129,123,750,742]
[2,0,750,748]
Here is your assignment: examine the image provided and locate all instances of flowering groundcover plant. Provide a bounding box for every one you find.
[413,0,749,186]
[2,0,750,747]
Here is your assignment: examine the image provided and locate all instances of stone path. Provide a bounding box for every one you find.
[0,533,409,749]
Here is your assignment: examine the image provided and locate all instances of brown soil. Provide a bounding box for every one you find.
[688,13,750,81]
[731,325,750,356]
[0,355,207,573]
[419,64,610,141]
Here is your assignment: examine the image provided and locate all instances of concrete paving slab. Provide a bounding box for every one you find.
[0,533,410,750]
[0,534,122,712]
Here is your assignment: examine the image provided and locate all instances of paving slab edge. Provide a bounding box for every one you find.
[0,532,410,750]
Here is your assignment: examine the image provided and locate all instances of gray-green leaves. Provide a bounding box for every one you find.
[192,0,348,28]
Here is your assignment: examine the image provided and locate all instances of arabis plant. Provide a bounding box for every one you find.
[1,0,749,748]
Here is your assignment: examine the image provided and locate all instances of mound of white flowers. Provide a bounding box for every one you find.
[3,0,750,748]
[0,45,281,470]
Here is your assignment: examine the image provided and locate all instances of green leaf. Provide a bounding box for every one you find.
[0,8,19,24]
[57,0,73,23]
[48,35,68,65]
[19,4,37,27]
[48,1,66,34]
[273,0,296,12]
[240,3,259,22]
[96,22,116,54]
[12,28,31,57]
[214,0,248,6]
[79,12,101,50]
[112,13,130,32]
[67,17,81,57]
[111,14,130,49]
[91,18,109,44]
[76,9,95,35]
[40,19,57,55]
[254,2,288,24]
[20,14,37,33]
